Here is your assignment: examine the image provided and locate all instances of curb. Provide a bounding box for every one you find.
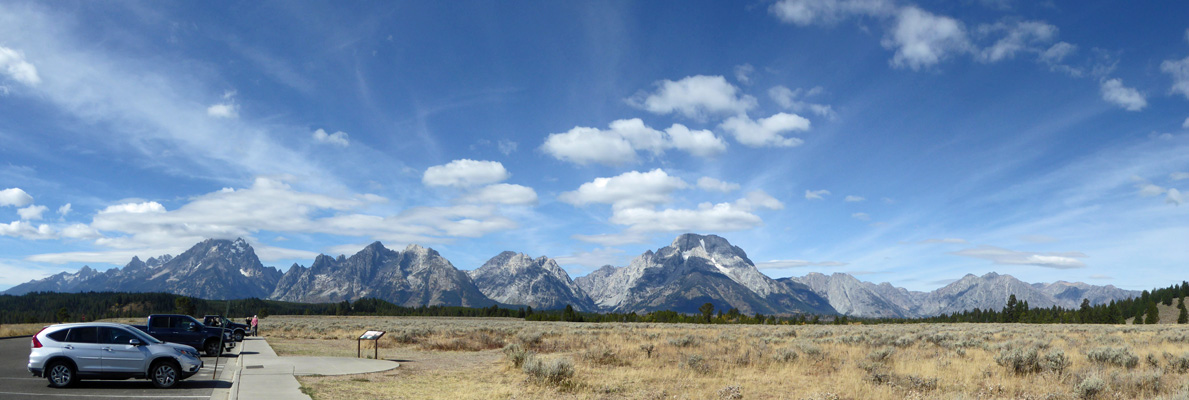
[227,349,244,400]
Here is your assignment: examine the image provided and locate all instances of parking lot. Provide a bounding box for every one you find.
[0,336,234,400]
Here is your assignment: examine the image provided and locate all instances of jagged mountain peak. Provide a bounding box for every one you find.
[469,251,594,311]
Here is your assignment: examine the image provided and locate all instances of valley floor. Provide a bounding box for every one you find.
[258,315,1189,400]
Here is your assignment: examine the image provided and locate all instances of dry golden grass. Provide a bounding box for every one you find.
[259,316,1189,400]
[0,322,48,337]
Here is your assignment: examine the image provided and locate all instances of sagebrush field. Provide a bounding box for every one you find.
[258,316,1189,399]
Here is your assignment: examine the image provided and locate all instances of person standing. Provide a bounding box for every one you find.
[251,314,258,336]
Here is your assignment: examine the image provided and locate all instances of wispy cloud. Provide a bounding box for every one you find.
[949,245,1087,269]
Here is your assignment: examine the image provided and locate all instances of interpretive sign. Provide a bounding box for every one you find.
[357,330,386,359]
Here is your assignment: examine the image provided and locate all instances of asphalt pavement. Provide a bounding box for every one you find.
[0,336,234,400]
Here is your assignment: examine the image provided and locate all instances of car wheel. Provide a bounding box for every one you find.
[46,361,77,388]
[233,330,244,342]
[204,339,222,357]
[150,361,179,388]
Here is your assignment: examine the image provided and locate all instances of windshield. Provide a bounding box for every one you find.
[123,325,162,344]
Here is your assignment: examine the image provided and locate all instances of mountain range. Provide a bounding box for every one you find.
[1,234,1141,317]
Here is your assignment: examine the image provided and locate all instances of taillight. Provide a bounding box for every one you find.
[32,327,46,348]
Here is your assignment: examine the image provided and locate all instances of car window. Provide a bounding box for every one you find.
[64,326,98,343]
[126,326,162,344]
[150,316,170,329]
[46,329,68,342]
[171,316,191,329]
[98,326,137,345]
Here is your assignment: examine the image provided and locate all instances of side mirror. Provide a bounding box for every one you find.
[129,339,142,346]
[188,322,201,332]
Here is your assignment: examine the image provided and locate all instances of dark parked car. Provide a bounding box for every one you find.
[202,315,250,341]
[131,314,234,357]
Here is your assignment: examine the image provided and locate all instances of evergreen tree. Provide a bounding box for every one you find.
[174,297,196,316]
[1178,297,1187,324]
[1078,299,1092,323]
[1145,302,1160,324]
[698,302,714,323]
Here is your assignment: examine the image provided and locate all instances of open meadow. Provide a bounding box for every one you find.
[260,315,1189,400]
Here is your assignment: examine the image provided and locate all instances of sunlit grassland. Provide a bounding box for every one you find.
[257,315,1189,399]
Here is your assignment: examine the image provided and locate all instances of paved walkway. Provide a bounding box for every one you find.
[216,337,399,400]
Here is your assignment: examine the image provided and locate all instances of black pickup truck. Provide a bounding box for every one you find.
[131,314,235,356]
[202,315,250,342]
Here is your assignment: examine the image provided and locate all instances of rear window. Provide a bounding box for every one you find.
[64,327,98,343]
[150,316,171,329]
[45,329,68,342]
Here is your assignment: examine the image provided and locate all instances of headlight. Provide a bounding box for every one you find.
[175,347,198,358]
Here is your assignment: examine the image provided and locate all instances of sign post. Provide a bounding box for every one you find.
[357,330,386,359]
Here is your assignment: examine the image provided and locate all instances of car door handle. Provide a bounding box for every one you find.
[102,347,113,351]
[64,345,73,350]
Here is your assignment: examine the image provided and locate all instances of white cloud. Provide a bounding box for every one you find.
[559,169,688,210]
[768,0,895,26]
[206,103,238,119]
[720,112,810,147]
[0,188,34,207]
[1039,42,1078,71]
[540,126,636,166]
[1183,118,1189,129]
[734,63,754,85]
[608,202,765,232]
[1161,56,1189,100]
[768,85,835,118]
[0,45,40,86]
[100,201,166,214]
[461,183,538,206]
[312,128,350,147]
[554,247,626,270]
[1168,188,1183,206]
[542,120,727,166]
[0,220,54,239]
[1137,182,1165,197]
[805,189,830,200]
[572,232,652,247]
[756,259,848,269]
[17,204,48,220]
[976,20,1057,63]
[665,124,728,157]
[627,75,757,120]
[844,195,866,202]
[57,203,71,217]
[1171,172,1189,181]
[950,245,1087,269]
[734,190,784,211]
[697,177,740,193]
[497,139,518,155]
[60,223,101,239]
[882,7,971,70]
[851,212,871,221]
[1099,78,1147,111]
[423,159,509,188]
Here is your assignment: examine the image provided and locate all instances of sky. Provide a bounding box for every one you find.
[1,0,1187,293]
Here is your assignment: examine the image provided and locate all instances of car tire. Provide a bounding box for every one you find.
[204,339,222,357]
[150,360,180,389]
[233,330,244,342]
[46,360,77,388]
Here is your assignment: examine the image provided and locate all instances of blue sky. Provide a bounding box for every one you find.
[1,0,1187,292]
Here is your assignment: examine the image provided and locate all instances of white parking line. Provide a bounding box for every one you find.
[0,393,209,398]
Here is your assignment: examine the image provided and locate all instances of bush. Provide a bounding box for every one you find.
[867,346,895,362]
[582,347,627,367]
[685,354,713,374]
[1165,352,1189,373]
[772,348,799,363]
[669,335,698,348]
[1076,375,1105,399]
[717,385,743,400]
[996,346,1041,375]
[1041,349,1071,375]
[522,356,575,386]
[503,343,533,368]
[1088,347,1139,369]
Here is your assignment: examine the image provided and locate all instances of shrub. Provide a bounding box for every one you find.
[1076,375,1105,399]
[996,346,1041,375]
[522,356,574,386]
[685,354,713,374]
[503,343,533,368]
[1110,370,1162,396]
[669,335,698,348]
[867,346,895,362]
[1088,347,1139,369]
[717,385,742,400]
[797,343,824,361]
[582,347,627,367]
[1041,349,1071,375]
[772,348,799,363]
[1165,352,1189,373]
[639,343,655,358]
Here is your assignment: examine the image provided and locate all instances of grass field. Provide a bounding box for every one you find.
[257,315,1189,399]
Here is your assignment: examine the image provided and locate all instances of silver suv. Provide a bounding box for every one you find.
[28,322,204,388]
